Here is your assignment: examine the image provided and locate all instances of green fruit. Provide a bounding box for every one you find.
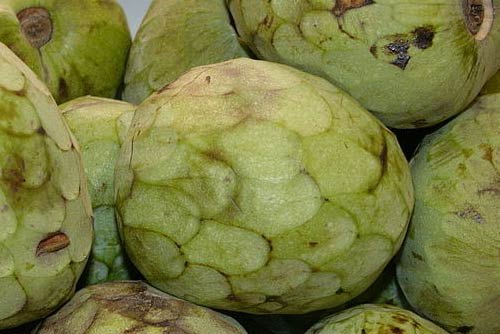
[228,0,500,128]
[34,281,248,334]
[350,262,410,309]
[396,93,500,334]
[305,304,449,334]
[122,0,249,105]
[0,43,93,329]
[481,70,500,95]
[60,96,136,285]
[0,0,131,103]
[115,58,414,314]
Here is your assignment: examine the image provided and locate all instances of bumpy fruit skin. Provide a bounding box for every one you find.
[34,281,248,334]
[396,93,500,334]
[0,0,131,104]
[60,96,135,285]
[305,304,449,334]
[228,0,500,128]
[0,43,93,329]
[122,0,249,105]
[481,70,500,95]
[115,58,414,314]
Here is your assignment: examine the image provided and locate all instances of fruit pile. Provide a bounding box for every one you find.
[0,1,499,333]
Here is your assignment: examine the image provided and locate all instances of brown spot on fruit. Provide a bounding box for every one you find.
[17,7,53,49]
[205,76,211,84]
[308,242,319,247]
[480,143,493,162]
[333,0,375,17]
[411,251,424,261]
[388,325,404,334]
[36,232,70,256]
[463,0,494,40]
[412,26,434,49]
[2,154,26,192]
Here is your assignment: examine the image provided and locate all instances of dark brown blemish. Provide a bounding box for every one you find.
[392,315,409,324]
[387,325,404,334]
[17,7,53,49]
[203,149,225,162]
[480,143,493,162]
[369,44,377,57]
[308,242,319,247]
[205,76,211,84]
[463,0,484,35]
[36,127,46,135]
[332,0,375,17]
[411,251,424,261]
[386,39,411,70]
[36,232,70,256]
[456,326,474,333]
[412,26,434,49]
[58,78,69,101]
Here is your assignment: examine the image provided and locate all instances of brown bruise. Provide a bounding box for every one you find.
[17,7,53,49]
[36,232,70,256]
[332,0,375,17]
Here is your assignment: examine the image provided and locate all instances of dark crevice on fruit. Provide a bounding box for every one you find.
[36,232,71,256]
[332,0,375,17]
[17,7,53,49]
[386,39,411,70]
[456,326,474,333]
[58,78,69,101]
[463,0,494,40]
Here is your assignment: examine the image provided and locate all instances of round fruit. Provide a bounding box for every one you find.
[115,58,414,314]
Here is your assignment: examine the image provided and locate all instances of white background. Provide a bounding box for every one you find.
[117,0,153,36]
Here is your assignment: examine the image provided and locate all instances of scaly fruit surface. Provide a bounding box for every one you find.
[34,280,248,334]
[305,304,449,334]
[0,0,131,103]
[60,96,135,285]
[228,0,500,128]
[115,58,414,314]
[397,93,500,334]
[123,0,249,105]
[0,42,93,329]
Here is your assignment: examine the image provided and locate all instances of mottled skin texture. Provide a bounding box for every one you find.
[397,93,500,334]
[305,304,449,334]
[123,0,249,105]
[34,281,247,334]
[115,58,414,314]
[0,43,93,329]
[0,0,131,103]
[228,0,500,128]
[60,96,135,285]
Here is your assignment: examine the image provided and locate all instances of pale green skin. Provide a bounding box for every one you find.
[228,0,500,128]
[0,0,131,104]
[396,93,500,334]
[60,96,135,285]
[115,58,414,314]
[123,0,249,105]
[305,304,449,334]
[34,281,248,334]
[0,43,93,329]
[481,70,500,95]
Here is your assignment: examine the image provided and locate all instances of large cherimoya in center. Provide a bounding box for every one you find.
[115,58,414,314]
